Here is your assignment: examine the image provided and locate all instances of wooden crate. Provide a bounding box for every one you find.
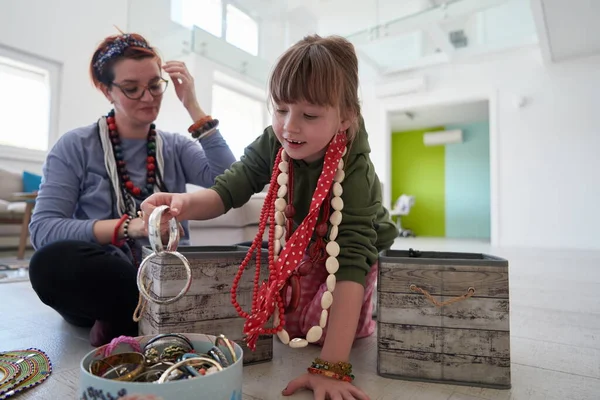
[138,245,273,365]
[377,249,510,389]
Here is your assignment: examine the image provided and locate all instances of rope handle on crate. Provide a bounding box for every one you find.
[133,275,150,322]
[410,284,475,307]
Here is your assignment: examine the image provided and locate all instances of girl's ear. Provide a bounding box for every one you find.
[339,116,354,133]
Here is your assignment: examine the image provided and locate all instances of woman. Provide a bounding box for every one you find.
[28,33,236,346]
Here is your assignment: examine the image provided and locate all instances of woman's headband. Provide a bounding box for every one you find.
[93,34,151,75]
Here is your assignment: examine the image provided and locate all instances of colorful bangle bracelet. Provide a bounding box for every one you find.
[188,115,213,133]
[157,357,223,383]
[307,367,354,382]
[89,352,146,382]
[311,357,353,376]
[191,119,219,139]
[215,334,237,364]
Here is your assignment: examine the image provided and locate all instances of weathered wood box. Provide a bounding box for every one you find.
[138,245,273,365]
[377,249,510,389]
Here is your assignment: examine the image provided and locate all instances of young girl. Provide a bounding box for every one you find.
[141,34,397,400]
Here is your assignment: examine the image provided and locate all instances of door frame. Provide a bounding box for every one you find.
[379,89,499,245]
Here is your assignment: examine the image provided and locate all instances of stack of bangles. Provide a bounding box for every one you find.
[188,115,219,139]
[88,333,236,383]
[308,357,355,383]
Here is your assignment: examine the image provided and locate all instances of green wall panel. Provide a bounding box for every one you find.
[390,127,446,237]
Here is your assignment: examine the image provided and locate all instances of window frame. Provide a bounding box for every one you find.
[0,44,61,163]
[222,2,261,56]
[172,0,261,56]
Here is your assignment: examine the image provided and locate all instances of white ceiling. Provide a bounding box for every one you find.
[255,0,538,73]
[390,100,489,131]
[235,0,600,79]
[532,0,600,63]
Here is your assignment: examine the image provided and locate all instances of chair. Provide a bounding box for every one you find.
[388,194,416,237]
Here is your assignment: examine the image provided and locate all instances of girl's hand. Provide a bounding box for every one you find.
[162,61,200,112]
[140,192,189,226]
[282,373,370,400]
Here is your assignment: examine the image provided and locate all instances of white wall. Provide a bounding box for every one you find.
[0,0,282,173]
[315,0,427,36]
[127,0,275,145]
[362,47,600,251]
[0,0,128,143]
[0,0,128,172]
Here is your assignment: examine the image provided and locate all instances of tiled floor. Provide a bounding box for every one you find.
[1,238,599,399]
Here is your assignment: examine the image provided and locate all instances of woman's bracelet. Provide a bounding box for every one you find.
[188,115,213,132]
[111,214,130,246]
[123,215,134,241]
[188,115,219,139]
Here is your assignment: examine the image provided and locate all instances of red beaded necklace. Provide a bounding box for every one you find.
[230,133,347,350]
[106,109,157,199]
[279,161,332,313]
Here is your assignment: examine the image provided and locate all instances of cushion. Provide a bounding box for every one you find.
[23,171,42,193]
[7,202,26,213]
[0,209,24,221]
[0,169,22,201]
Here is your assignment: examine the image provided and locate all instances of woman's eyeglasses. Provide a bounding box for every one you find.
[112,78,169,100]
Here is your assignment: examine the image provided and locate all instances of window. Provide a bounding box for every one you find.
[0,54,53,152]
[225,4,259,56]
[212,83,265,160]
[174,0,222,37]
[172,0,259,56]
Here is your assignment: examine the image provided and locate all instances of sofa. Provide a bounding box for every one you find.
[0,168,34,257]
[0,169,267,254]
[187,190,267,246]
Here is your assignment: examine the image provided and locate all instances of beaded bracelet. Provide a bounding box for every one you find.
[123,215,134,241]
[311,357,353,376]
[307,367,354,382]
[111,214,130,246]
[188,115,213,133]
[190,119,219,139]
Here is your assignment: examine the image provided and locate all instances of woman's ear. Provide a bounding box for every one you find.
[100,84,114,104]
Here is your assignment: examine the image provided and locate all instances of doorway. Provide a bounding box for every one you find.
[388,100,492,242]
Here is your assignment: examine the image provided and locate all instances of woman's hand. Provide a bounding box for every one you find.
[162,61,205,120]
[282,373,370,400]
[126,217,147,240]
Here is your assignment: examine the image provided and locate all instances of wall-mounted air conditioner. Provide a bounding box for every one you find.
[423,129,463,146]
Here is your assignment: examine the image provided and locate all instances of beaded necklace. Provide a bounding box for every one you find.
[279,159,332,314]
[106,109,157,200]
[231,132,347,350]
[106,109,161,264]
